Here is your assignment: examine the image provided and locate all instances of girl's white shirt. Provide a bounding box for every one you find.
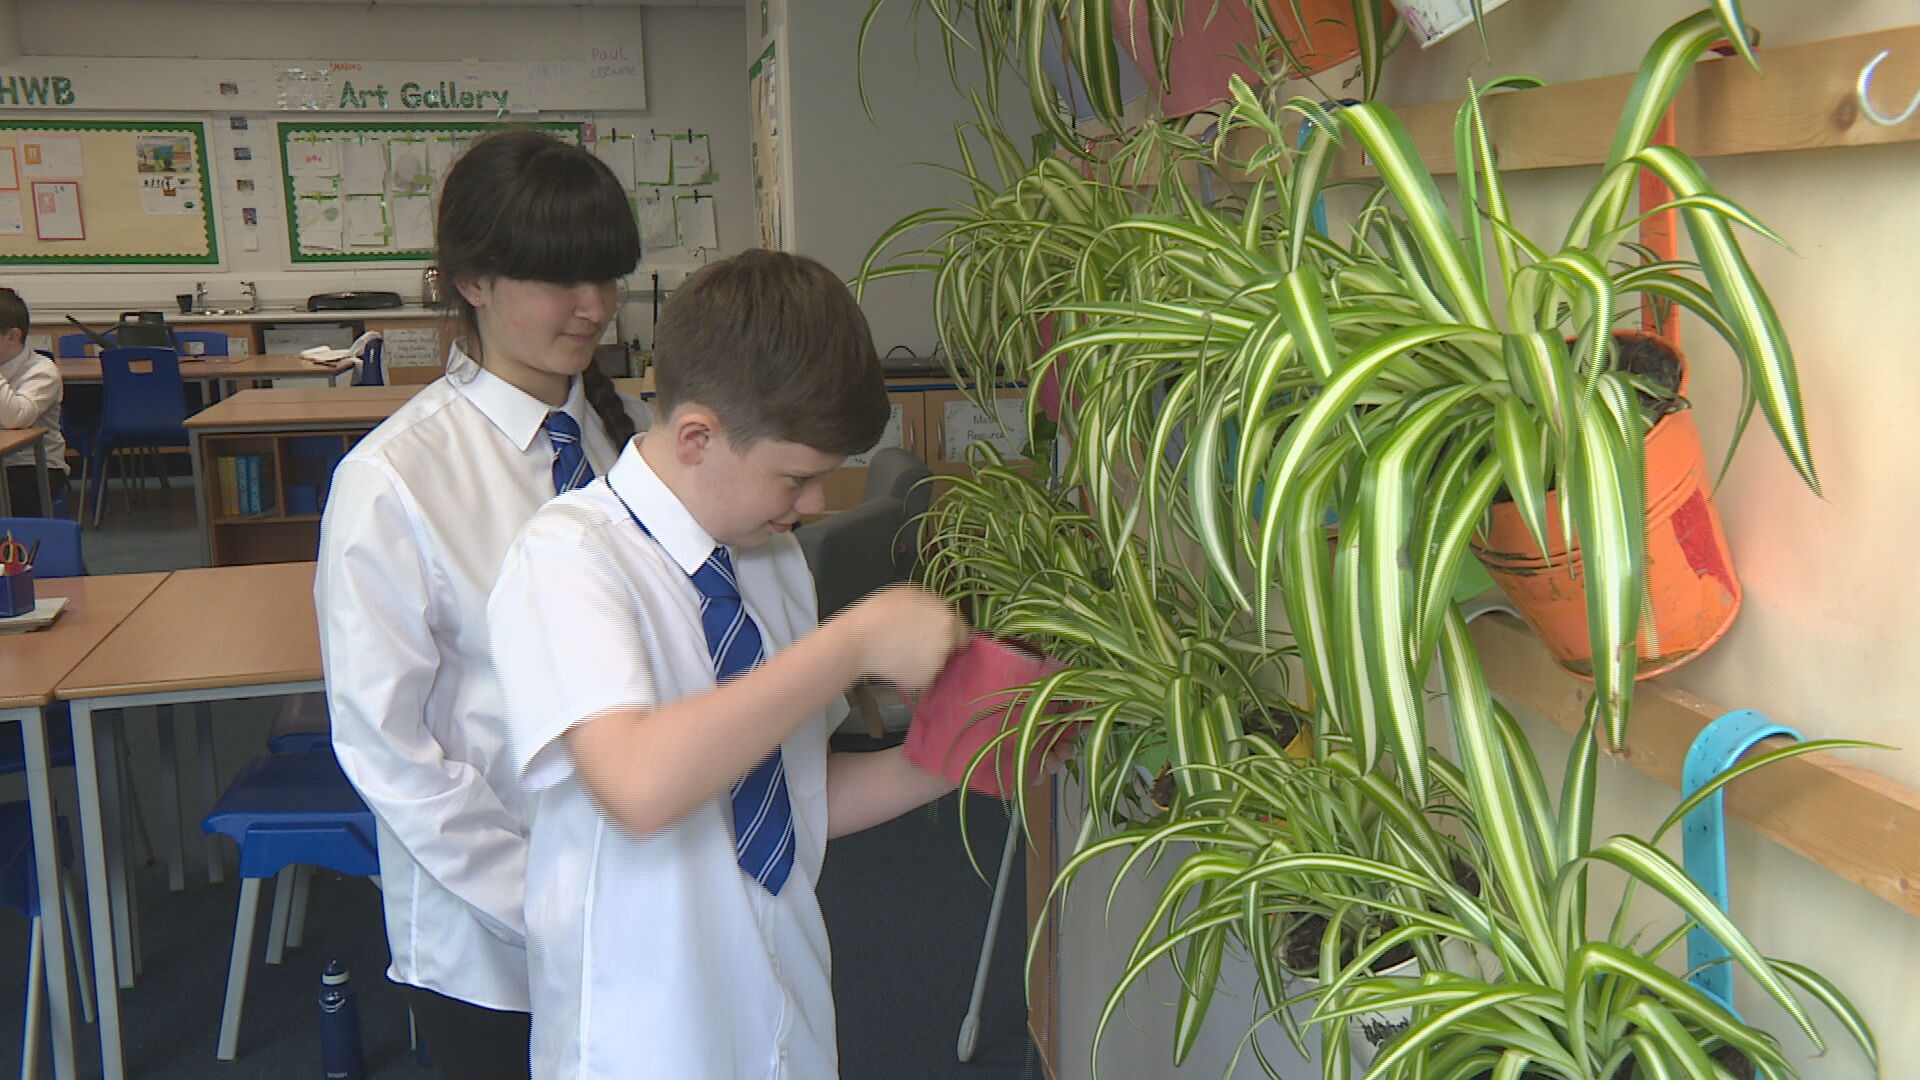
[0,346,65,469]
[488,444,836,1080]
[315,343,644,1010]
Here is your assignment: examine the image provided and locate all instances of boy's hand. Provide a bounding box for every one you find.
[836,585,969,691]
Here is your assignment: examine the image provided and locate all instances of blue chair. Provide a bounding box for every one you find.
[90,346,191,527]
[171,330,231,358]
[201,751,377,1061]
[352,334,384,386]
[56,331,108,358]
[0,799,97,1079]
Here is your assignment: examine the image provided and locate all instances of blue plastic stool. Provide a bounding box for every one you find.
[200,752,377,1061]
[1681,709,1803,1016]
[0,799,97,1079]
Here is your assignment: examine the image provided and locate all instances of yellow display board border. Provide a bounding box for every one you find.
[0,119,218,265]
[280,120,581,264]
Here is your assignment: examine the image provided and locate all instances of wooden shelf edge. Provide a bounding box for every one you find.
[1219,22,1920,181]
[1470,612,1920,920]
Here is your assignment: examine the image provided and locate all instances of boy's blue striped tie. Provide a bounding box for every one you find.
[545,411,595,495]
[692,545,795,895]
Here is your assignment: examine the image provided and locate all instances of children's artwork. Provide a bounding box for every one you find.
[637,191,677,253]
[594,135,637,191]
[634,134,671,186]
[134,134,195,174]
[425,136,469,186]
[391,195,433,251]
[670,134,713,185]
[340,139,388,195]
[386,138,433,195]
[343,195,388,247]
[139,173,202,215]
[19,135,83,180]
[31,181,84,240]
[287,137,341,176]
[292,174,339,197]
[0,192,22,235]
[296,197,343,252]
[674,193,717,251]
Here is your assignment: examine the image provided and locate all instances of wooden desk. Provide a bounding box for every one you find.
[0,572,170,1080]
[56,352,355,387]
[55,562,322,1080]
[0,425,54,515]
[184,386,419,565]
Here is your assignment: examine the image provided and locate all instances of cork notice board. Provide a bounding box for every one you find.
[0,119,218,264]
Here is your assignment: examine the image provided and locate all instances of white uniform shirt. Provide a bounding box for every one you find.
[489,442,836,1080]
[0,347,65,470]
[316,344,644,1011]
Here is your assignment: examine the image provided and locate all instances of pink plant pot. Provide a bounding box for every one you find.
[903,635,1082,796]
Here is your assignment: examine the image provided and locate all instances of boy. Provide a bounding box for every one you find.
[488,249,970,1079]
[0,288,66,517]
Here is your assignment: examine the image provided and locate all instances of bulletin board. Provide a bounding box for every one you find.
[0,120,218,265]
[279,120,581,264]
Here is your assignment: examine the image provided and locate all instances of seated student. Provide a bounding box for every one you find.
[488,249,978,1078]
[0,288,67,517]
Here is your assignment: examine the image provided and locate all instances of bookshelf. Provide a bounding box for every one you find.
[186,386,417,566]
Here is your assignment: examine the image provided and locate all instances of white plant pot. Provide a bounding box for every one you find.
[1388,0,1520,48]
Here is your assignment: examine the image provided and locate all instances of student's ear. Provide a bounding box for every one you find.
[670,404,721,466]
[454,276,491,308]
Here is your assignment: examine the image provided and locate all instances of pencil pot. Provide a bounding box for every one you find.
[0,567,33,618]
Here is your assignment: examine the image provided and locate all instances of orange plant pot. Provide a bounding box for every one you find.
[1112,0,1388,119]
[1472,335,1741,680]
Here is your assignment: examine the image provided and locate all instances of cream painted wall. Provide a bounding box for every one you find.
[1054,2,1917,1077]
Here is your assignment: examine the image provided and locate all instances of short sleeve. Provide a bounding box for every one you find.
[489,511,662,792]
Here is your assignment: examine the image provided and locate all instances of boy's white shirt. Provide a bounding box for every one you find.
[0,346,66,470]
[315,343,645,1012]
[489,442,836,1080]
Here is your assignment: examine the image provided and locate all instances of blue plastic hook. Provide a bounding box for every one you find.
[1680,709,1804,1015]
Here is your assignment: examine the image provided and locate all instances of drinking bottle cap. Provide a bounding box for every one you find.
[322,959,349,986]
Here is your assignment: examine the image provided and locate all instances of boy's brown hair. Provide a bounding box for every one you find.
[650,249,887,457]
[0,288,29,339]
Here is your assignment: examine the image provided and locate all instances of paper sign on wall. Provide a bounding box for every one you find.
[287,137,341,176]
[19,135,83,180]
[139,173,202,215]
[637,191,676,253]
[383,326,442,368]
[0,148,16,190]
[340,140,388,195]
[843,403,906,468]
[674,193,717,251]
[671,133,712,185]
[0,192,22,235]
[943,396,1028,461]
[635,134,671,186]
[297,197,343,252]
[31,181,84,240]
[390,195,433,251]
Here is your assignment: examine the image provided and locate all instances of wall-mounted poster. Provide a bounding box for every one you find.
[31,181,84,240]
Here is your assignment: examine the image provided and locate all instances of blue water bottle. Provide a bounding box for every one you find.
[318,959,365,1080]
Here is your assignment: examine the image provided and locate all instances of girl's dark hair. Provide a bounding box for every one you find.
[436,129,641,446]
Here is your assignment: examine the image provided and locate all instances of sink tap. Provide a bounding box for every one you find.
[194,281,208,312]
[240,281,259,313]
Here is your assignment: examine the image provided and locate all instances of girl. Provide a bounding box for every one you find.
[315,129,644,1080]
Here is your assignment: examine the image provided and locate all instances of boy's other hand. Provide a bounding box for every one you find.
[837,585,969,691]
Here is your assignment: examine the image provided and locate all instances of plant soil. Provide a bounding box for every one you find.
[1148,702,1309,811]
[1611,331,1685,420]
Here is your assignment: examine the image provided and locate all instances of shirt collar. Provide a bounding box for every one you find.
[605,439,718,578]
[449,340,588,453]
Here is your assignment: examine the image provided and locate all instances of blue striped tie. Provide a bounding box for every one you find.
[545,411,595,495]
[692,545,795,895]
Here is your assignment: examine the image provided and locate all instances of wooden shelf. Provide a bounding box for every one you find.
[1471,612,1920,919]
[1219,22,1920,181]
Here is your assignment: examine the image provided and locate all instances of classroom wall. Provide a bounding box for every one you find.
[1053,2,1920,1077]
[780,0,1038,359]
[1,1,751,350]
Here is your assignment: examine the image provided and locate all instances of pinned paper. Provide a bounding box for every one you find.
[391,194,433,251]
[19,135,83,180]
[635,134,671,186]
[31,181,83,240]
[674,193,717,251]
[426,136,469,185]
[296,197,343,253]
[0,192,22,235]
[341,139,388,195]
[671,133,713,185]
[343,195,388,247]
[287,137,341,176]
[386,138,434,195]
[292,174,339,197]
[594,135,637,191]
[637,191,677,252]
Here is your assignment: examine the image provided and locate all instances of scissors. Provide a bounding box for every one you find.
[0,532,28,570]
